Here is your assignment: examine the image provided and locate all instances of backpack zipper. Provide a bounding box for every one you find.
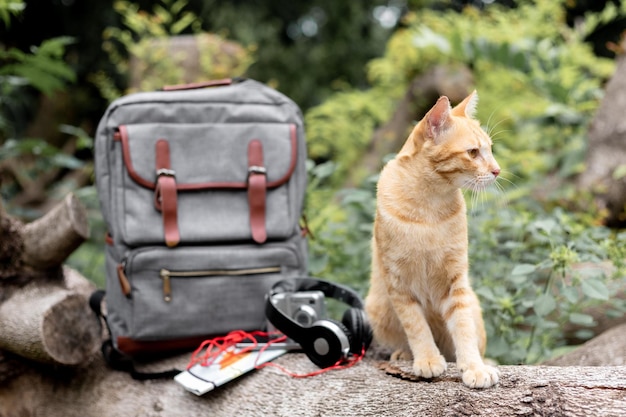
[159,266,282,302]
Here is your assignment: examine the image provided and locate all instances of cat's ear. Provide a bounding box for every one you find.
[425,96,452,143]
[452,90,478,118]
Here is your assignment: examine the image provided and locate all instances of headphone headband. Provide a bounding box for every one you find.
[268,277,364,309]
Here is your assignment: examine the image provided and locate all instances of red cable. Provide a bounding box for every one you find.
[187,330,366,378]
[255,346,366,378]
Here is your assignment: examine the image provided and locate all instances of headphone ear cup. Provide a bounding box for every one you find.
[342,307,373,354]
[303,319,352,369]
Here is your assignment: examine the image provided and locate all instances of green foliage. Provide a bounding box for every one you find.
[305,88,393,186]
[0,35,76,140]
[469,203,626,364]
[307,167,378,295]
[0,37,76,97]
[192,0,395,110]
[0,0,24,27]
[0,5,80,213]
[0,5,99,280]
[93,0,254,100]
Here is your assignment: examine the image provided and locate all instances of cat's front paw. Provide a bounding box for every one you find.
[461,364,499,389]
[412,354,447,379]
[390,349,412,361]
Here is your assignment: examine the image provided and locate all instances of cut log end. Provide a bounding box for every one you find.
[42,293,101,365]
[0,282,101,366]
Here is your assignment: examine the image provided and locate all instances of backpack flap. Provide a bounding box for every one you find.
[112,122,300,246]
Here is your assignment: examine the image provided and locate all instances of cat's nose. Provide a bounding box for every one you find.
[491,168,500,177]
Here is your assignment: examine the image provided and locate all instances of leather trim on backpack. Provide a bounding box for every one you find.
[161,78,234,91]
[117,335,216,356]
[247,139,267,244]
[153,139,181,247]
[114,124,298,191]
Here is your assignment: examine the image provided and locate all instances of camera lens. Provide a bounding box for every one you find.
[293,305,317,327]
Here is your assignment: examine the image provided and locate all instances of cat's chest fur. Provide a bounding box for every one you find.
[374,185,469,304]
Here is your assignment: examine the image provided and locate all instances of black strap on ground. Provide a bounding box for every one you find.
[89,290,181,380]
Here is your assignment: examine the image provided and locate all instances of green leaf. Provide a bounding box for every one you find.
[511,264,536,276]
[581,278,609,301]
[533,293,556,317]
[0,0,25,28]
[534,219,557,235]
[35,36,75,58]
[50,153,84,170]
[311,161,336,180]
[613,164,626,180]
[560,286,579,304]
[568,312,595,327]
[574,329,595,341]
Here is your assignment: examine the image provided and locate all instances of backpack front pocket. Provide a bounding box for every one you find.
[120,242,303,341]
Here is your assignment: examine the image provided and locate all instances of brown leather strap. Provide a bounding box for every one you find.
[117,335,212,356]
[162,78,233,91]
[154,139,180,247]
[248,140,267,244]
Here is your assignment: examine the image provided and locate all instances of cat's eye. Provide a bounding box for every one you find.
[467,148,480,158]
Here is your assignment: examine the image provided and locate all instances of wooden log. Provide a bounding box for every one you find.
[0,267,101,365]
[0,214,25,280]
[543,322,626,366]
[1,267,624,415]
[0,351,625,416]
[21,192,89,269]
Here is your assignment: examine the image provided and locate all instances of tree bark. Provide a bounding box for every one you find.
[543,322,626,366]
[0,351,625,417]
[578,40,626,227]
[0,193,100,366]
[21,192,90,270]
[0,266,101,365]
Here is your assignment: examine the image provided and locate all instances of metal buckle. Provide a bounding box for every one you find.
[248,166,267,175]
[156,168,176,178]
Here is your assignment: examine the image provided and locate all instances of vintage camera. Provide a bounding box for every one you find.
[271,290,326,328]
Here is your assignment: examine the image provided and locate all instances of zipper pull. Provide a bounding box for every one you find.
[160,269,172,302]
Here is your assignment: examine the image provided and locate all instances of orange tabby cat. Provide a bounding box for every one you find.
[365,91,500,389]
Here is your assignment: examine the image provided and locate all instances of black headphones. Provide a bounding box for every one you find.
[265,278,372,369]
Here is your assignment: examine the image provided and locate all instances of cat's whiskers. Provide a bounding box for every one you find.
[498,169,520,186]
[484,107,502,135]
[488,129,510,143]
[462,173,512,213]
[459,178,481,214]
[492,178,509,208]
[485,115,510,138]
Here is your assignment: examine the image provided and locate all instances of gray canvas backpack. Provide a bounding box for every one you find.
[93,78,308,358]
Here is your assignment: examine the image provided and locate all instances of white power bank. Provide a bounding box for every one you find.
[174,347,289,396]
